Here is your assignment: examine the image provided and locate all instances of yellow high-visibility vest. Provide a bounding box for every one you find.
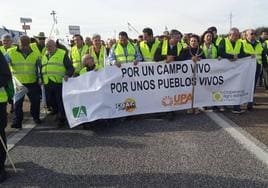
[41,49,66,84]
[139,39,160,62]
[114,42,136,64]
[215,36,223,46]
[161,39,183,56]
[0,86,8,103]
[242,40,263,64]
[89,45,106,70]
[201,44,217,59]
[71,45,89,74]
[224,38,242,55]
[0,45,16,55]
[8,48,39,84]
[30,43,47,58]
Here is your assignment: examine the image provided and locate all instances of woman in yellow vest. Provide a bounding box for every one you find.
[200,30,218,59]
[88,34,107,70]
[0,51,12,183]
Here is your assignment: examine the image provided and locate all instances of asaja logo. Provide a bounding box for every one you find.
[212,91,223,102]
[116,98,136,112]
[162,93,192,107]
[72,106,87,118]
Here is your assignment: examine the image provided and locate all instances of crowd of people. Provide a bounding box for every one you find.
[0,26,268,182]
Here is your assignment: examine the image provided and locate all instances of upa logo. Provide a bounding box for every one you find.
[162,93,192,107]
[212,91,223,102]
[116,98,136,112]
[72,106,87,118]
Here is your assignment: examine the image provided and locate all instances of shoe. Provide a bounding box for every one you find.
[57,121,65,128]
[219,107,225,112]
[11,124,22,129]
[247,107,253,111]
[0,168,7,183]
[34,118,42,124]
[167,112,175,121]
[231,110,244,114]
[48,110,57,115]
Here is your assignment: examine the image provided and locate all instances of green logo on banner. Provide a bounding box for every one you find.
[72,106,87,118]
[212,91,223,102]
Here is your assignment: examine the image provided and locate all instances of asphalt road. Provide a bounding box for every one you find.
[2,111,268,187]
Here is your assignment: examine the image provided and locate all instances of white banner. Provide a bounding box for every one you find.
[63,57,256,128]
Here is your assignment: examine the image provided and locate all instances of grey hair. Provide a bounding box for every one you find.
[229,27,239,33]
[92,33,101,40]
[82,54,94,65]
[1,33,12,40]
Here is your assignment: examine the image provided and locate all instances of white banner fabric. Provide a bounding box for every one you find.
[63,57,256,128]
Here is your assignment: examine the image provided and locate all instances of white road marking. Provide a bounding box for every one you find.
[206,112,268,167]
[7,113,46,150]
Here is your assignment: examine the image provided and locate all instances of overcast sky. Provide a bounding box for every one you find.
[1,0,267,40]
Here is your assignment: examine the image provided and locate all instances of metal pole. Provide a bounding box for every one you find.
[127,22,140,35]
[23,22,27,35]
[0,135,17,173]
[49,10,56,37]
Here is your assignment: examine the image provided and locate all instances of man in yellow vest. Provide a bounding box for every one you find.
[6,35,41,128]
[88,34,107,70]
[139,27,160,62]
[0,34,16,54]
[70,34,89,76]
[79,55,96,75]
[218,27,247,114]
[154,29,185,63]
[242,29,267,111]
[41,39,74,127]
[259,29,268,88]
[30,32,47,58]
[0,51,12,183]
[84,36,92,48]
[107,31,142,67]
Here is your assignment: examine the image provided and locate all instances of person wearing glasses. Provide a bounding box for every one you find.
[30,32,47,58]
[242,29,267,111]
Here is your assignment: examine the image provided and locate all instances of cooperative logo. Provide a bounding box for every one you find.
[162,93,192,107]
[212,91,223,102]
[72,106,87,118]
[116,98,136,112]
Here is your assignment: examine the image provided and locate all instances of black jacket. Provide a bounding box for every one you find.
[0,51,12,88]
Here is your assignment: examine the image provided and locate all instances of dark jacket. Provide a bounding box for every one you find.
[0,51,12,88]
[218,38,247,59]
[154,42,185,62]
